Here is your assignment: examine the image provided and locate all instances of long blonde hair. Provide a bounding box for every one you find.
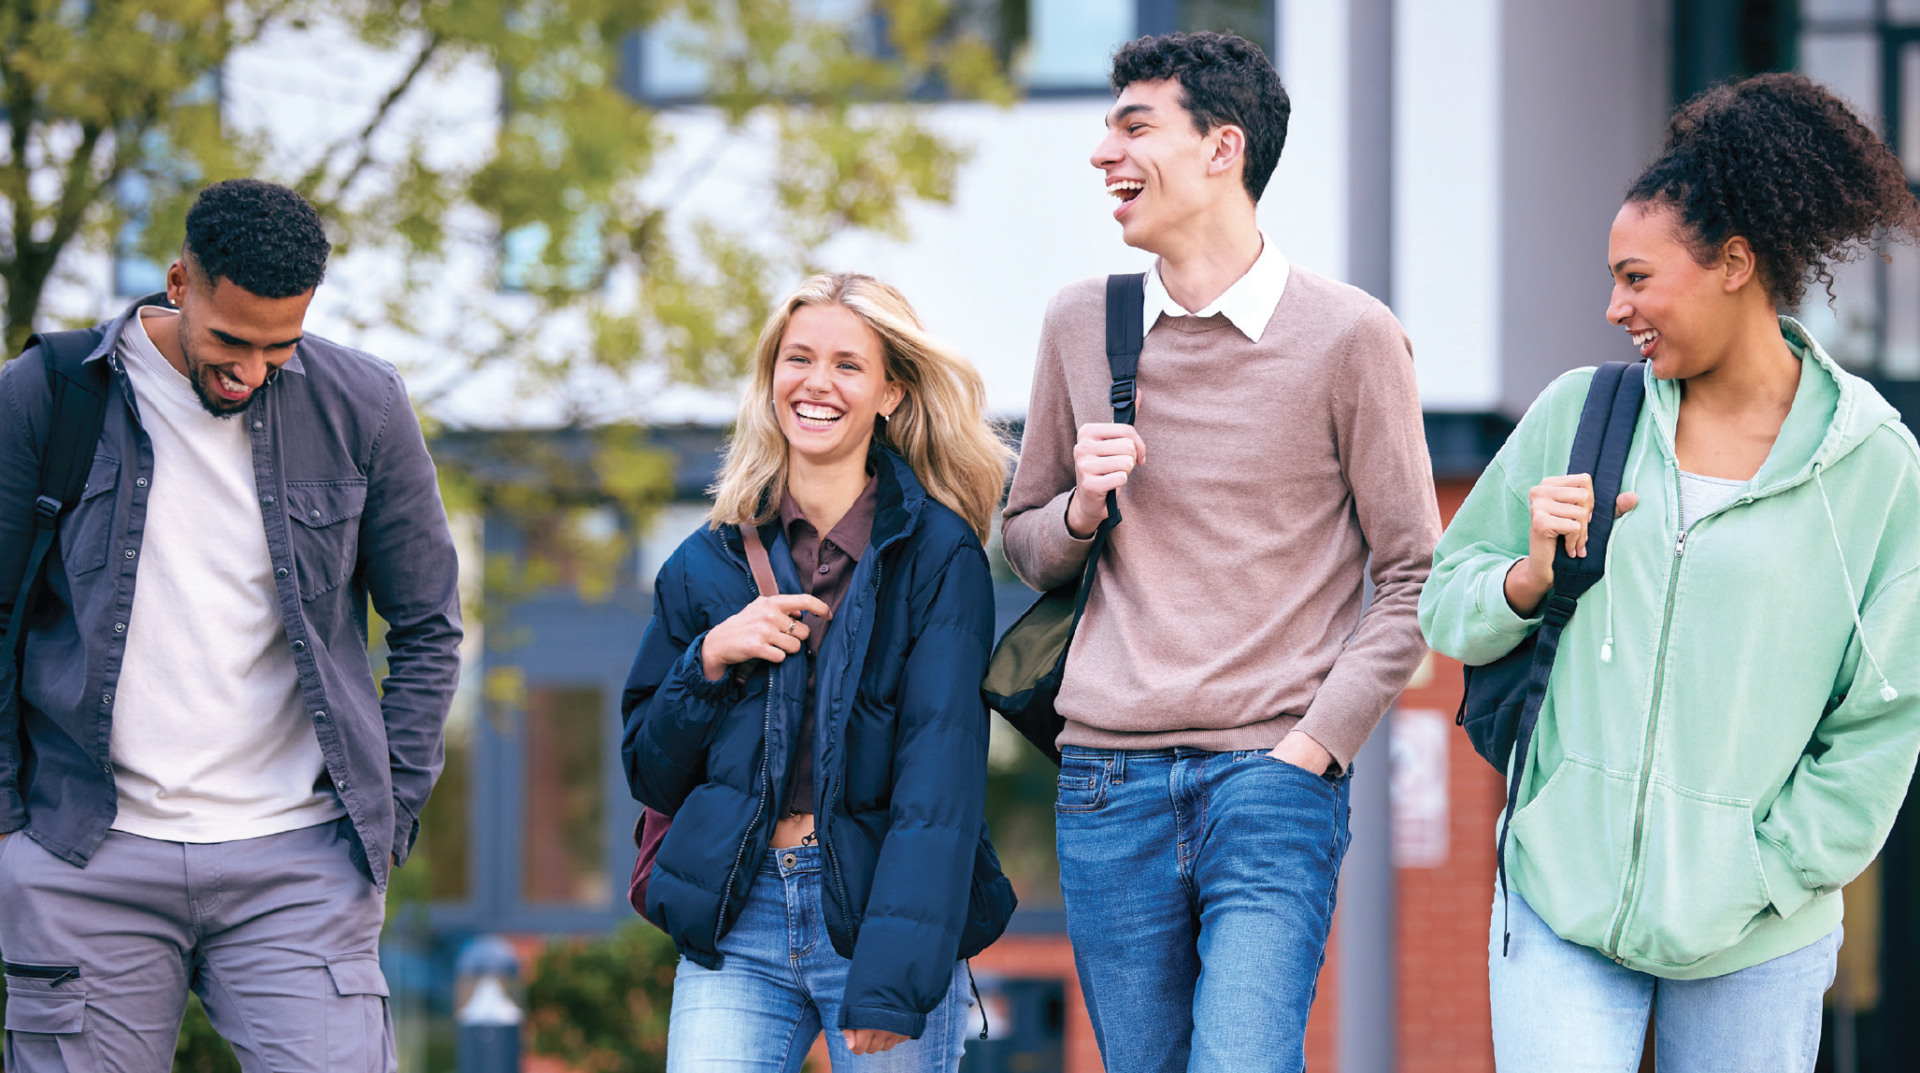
[709,272,1013,542]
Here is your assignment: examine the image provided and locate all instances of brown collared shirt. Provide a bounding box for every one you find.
[779,473,879,815]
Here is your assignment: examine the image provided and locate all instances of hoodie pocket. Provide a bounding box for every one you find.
[1506,755,1638,951]
[1615,780,1770,969]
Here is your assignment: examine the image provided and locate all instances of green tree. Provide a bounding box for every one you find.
[1,0,1011,376]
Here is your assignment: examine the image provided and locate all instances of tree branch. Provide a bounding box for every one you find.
[309,33,445,211]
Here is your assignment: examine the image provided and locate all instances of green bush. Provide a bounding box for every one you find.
[172,995,242,1073]
[526,920,678,1073]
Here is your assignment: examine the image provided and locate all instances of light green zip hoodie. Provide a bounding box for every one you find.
[1421,318,1920,979]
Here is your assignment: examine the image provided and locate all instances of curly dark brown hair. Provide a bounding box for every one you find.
[1627,72,1920,309]
[1110,32,1289,204]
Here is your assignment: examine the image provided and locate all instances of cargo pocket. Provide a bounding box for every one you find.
[58,455,119,576]
[324,954,391,1064]
[4,985,99,1072]
[286,480,367,600]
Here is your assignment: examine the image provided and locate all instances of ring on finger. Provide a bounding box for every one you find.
[784,620,798,636]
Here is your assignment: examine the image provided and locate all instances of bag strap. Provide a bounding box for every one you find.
[740,523,781,599]
[4,328,110,668]
[1496,359,1645,954]
[1064,273,1147,631]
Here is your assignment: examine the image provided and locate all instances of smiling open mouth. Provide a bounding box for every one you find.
[211,366,251,398]
[1106,179,1144,204]
[793,401,844,429]
[1630,329,1660,358]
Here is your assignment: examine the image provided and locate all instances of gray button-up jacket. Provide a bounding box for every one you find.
[0,295,462,889]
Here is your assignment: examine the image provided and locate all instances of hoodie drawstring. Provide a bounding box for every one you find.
[1814,467,1900,703]
[1600,432,1651,664]
[965,960,987,1040]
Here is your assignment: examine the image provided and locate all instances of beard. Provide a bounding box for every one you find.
[176,308,257,419]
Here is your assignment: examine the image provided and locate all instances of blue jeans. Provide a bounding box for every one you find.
[1490,885,1840,1072]
[1055,746,1352,1073]
[665,845,973,1072]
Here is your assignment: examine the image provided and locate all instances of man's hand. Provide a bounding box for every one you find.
[1268,731,1333,775]
[1067,423,1148,538]
[843,1029,908,1056]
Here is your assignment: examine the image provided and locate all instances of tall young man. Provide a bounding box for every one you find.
[0,179,461,1071]
[1002,33,1440,1072]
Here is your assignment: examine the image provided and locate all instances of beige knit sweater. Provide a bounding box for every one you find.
[1001,267,1441,768]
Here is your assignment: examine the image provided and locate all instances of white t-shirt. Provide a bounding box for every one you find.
[107,309,343,842]
[1678,469,1746,531]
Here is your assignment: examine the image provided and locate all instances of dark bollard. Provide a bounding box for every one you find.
[455,935,524,1073]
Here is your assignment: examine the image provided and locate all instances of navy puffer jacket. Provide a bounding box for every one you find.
[621,446,1016,1038]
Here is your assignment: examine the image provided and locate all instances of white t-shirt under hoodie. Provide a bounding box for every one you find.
[108,308,343,843]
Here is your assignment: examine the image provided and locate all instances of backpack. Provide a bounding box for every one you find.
[1456,359,1645,953]
[2,329,111,675]
[981,273,1144,765]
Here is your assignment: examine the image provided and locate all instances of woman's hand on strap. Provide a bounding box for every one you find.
[1504,474,1639,616]
[843,1029,909,1056]
[700,594,833,681]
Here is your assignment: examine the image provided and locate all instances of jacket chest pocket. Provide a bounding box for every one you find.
[58,455,120,576]
[286,479,367,599]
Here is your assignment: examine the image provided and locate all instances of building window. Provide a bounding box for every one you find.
[620,0,1272,103]
[1800,1,1920,378]
[523,684,610,906]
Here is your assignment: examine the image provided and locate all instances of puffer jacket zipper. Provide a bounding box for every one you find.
[712,527,780,946]
[715,665,778,946]
[818,560,883,932]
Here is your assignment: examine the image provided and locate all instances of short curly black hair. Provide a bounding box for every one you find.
[182,179,330,298]
[1627,72,1920,309]
[1110,32,1289,204]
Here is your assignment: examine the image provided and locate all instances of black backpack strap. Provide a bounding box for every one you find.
[1065,273,1148,634]
[4,328,110,665]
[1496,360,1645,954]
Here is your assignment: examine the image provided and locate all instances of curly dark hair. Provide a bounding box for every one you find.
[1110,31,1289,204]
[1627,72,1920,309]
[182,179,330,298]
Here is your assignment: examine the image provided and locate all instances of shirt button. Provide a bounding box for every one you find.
[262,495,275,506]
[135,477,148,488]
[313,710,327,720]
[252,420,264,431]
[275,568,289,580]
[291,639,306,652]
[309,509,322,521]
[113,622,125,633]
[101,694,112,706]
[123,548,135,558]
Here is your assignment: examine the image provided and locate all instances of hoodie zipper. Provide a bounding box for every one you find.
[1605,476,1689,962]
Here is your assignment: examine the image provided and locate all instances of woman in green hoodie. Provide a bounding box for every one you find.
[1421,74,1920,1071]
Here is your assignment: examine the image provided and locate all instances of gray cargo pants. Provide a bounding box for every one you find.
[0,820,393,1072]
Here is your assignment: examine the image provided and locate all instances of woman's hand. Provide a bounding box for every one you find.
[843,1029,909,1056]
[700,594,834,681]
[1504,474,1639,616]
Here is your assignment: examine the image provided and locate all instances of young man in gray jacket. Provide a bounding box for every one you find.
[1002,33,1440,1073]
[0,179,461,1071]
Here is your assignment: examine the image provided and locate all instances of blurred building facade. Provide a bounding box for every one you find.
[32,1,1920,1071]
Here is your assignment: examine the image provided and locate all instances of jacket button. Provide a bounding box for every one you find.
[101,762,112,775]
[313,710,327,720]
[123,548,135,558]
[262,495,275,506]
[101,694,112,706]
[113,622,125,633]
[135,477,148,488]
[252,421,263,431]
[309,509,322,521]
[275,568,289,580]
[291,640,306,652]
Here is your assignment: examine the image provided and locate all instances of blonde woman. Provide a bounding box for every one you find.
[621,272,1018,1072]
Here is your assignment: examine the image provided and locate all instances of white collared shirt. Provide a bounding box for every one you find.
[1141,230,1291,343]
